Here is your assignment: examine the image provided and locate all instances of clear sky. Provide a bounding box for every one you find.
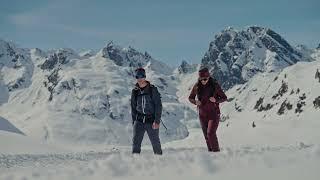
[0,0,319,66]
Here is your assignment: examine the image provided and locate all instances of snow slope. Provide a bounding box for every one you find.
[0,131,67,154]
[0,129,319,180]
[0,39,195,146]
[220,60,320,145]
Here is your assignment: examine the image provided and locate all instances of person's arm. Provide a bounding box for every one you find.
[188,84,198,105]
[152,87,162,124]
[214,82,227,103]
[131,89,137,125]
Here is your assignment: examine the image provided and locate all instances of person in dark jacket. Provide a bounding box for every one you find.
[189,68,227,152]
[131,68,163,155]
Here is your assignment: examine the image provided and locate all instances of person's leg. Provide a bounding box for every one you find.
[145,123,162,155]
[132,121,145,154]
[199,114,211,151]
[207,118,220,152]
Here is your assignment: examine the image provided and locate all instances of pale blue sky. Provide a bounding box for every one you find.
[1,0,319,66]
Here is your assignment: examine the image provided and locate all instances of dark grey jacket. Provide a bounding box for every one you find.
[131,82,162,124]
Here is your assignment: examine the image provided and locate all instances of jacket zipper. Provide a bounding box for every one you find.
[140,89,146,123]
[143,96,146,123]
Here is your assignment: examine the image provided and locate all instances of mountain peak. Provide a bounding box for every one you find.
[246,25,266,34]
[39,48,79,70]
[99,42,155,68]
[0,39,17,56]
[202,26,309,90]
[0,39,14,46]
[79,50,95,58]
[177,60,197,74]
[223,26,236,32]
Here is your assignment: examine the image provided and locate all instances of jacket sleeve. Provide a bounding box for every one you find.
[188,84,197,105]
[214,82,227,103]
[152,87,162,124]
[131,89,137,124]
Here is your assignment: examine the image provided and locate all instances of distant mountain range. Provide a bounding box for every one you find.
[0,26,319,145]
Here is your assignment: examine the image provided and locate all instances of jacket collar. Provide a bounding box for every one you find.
[134,81,150,90]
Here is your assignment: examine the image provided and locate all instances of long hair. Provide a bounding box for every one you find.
[196,77,216,101]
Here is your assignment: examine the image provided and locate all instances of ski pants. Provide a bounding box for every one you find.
[199,110,220,152]
[132,120,162,155]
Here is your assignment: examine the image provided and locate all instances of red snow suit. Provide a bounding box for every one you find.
[189,78,227,152]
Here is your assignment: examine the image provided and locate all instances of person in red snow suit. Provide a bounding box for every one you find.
[188,68,227,152]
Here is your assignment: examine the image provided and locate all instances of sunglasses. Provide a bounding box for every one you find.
[200,77,209,81]
[136,75,145,79]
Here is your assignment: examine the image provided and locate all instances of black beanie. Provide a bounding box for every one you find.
[135,68,146,79]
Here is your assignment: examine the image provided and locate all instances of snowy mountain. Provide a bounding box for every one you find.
[0,39,195,146]
[99,41,173,75]
[201,26,314,90]
[79,50,95,59]
[0,39,33,93]
[219,58,320,138]
[311,45,320,60]
[176,60,198,74]
[174,27,320,130]
[176,54,320,132]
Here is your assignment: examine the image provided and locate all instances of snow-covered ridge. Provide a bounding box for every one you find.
[176,60,198,74]
[79,49,95,58]
[200,26,314,90]
[220,59,320,131]
[98,41,173,75]
[0,39,195,146]
[0,39,33,93]
[175,41,320,131]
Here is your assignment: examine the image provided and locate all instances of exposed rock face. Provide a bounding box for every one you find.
[201,26,311,90]
[177,60,197,74]
[40,49,78,70]
[0,40,33,92]
[100,41,151,68]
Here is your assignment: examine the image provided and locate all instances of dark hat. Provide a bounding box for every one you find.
[135,68,146,79]
[198,68,210,78]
